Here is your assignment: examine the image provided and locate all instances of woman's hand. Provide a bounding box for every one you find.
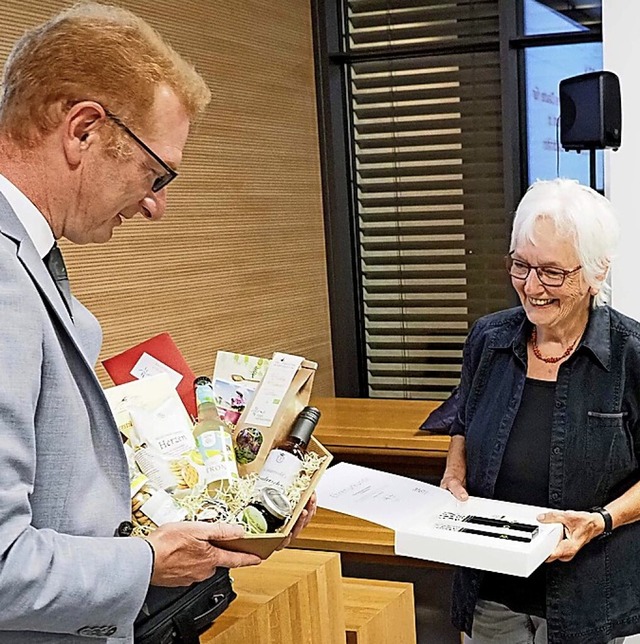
[440,471,469,501]
[537,510,605,562]
[440,435,469,501]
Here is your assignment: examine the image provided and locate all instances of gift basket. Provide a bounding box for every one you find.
[103,337,331,557]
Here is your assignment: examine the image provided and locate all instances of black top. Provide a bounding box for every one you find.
[450,306,640,643]
[479,377,556,617]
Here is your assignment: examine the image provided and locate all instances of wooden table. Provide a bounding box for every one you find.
[299,396,452,565]
[292,507,446,569]
[293,397,453,567]
[310,396,450,479]
[203,548,420,644]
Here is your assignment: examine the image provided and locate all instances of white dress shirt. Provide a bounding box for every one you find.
[0,173,54,257]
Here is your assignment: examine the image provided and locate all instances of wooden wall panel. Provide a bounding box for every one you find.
[0,0,334,395]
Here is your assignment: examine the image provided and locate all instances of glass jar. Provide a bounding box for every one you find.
[242,486,292,534]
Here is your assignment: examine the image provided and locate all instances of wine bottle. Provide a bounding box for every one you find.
[254,406,320,493]
[192,376,239,495]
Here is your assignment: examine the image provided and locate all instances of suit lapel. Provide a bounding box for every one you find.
[0,193,87,367]
[0,191,130,487]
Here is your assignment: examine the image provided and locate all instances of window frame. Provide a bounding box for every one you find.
[506,0,604,195]
[312,0,602,399]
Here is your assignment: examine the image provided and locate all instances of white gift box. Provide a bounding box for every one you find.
[316,463,563,577]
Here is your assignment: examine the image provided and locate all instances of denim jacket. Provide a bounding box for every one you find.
[450,306,640,644]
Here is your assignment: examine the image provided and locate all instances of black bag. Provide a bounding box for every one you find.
[134,567,236,644]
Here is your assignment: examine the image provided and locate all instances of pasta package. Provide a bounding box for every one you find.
[105,375,205,496]
[123,444,188,530]
[130,472,188,530]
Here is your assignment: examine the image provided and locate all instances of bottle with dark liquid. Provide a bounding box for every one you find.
[254,406,320,494]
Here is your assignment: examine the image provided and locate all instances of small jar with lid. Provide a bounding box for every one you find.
[242,486,292,534]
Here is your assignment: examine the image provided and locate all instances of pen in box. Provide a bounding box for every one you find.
[462,515,539,536]
[457,526,533,543]
[434,522,535,542]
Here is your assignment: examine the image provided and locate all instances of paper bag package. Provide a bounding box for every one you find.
[231,353,318,476]
[211,351,270,426]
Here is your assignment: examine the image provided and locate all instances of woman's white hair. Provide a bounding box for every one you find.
[510,178,619,308]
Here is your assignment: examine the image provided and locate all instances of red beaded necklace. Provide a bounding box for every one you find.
[530,328,579,364]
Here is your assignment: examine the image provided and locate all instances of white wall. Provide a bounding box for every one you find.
[596,14,640,644]
[603,1,640,320]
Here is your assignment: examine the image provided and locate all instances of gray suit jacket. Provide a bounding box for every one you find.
[0,194,152,643]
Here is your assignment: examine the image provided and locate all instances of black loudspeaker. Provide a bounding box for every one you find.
[559,71,621,150]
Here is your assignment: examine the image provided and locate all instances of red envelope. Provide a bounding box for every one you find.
[102,332,197,418]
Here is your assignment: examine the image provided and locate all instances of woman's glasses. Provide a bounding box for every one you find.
[506,254,582,288]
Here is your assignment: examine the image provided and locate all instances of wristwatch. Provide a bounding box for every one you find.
[590,506,613,539]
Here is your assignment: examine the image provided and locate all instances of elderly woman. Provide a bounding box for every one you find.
[441,179,640,644]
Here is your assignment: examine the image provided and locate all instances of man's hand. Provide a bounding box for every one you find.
[537,510,604,563]
[144,521,261,587]
[276,492,317,551]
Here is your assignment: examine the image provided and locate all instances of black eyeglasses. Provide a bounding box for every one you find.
[506,253,582,288]
[103,109,177,192]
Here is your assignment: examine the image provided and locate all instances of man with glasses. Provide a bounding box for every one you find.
[0,4,266,643]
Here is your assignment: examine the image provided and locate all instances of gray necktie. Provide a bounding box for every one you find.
[44,242,73,317]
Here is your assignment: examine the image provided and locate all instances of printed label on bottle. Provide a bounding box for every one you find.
[254,449,302,493]
[196,430,239,483]
[195,382,216,406]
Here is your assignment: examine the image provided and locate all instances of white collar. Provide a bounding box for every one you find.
[0,173,54,258]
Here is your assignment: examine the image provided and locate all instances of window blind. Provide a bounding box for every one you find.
[346,0,509,399]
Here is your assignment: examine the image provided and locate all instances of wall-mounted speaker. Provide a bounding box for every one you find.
[559,71,621,151]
